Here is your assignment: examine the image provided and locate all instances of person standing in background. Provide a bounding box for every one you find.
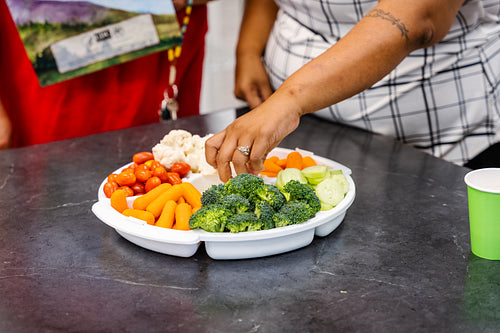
[0,0,212,150]
[206,0,500,182]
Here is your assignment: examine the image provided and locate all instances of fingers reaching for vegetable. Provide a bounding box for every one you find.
[205,102,302,182]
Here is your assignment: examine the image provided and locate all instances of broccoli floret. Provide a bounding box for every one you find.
[279,201,315,224]
[272,212,294,228]
[254,201,275,230]
[272,201,315,228]
[189,204,230,232]
[225,173,264,199]
[221,194,251,214]
[252,184,286,211]
[281,180,321,216]
[226,212,263,233]
[200,183,227,206]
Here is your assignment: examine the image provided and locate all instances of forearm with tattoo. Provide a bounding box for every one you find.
[366,9,409,41]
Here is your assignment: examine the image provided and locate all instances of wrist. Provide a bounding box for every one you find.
[272,84,307,118]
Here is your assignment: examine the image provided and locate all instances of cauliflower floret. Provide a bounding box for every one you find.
[198,157,217,175]
[184,152,202,172]
[151,130,216,175]
[183,134,205,155]
[159,129,192,147]
[185,152,216,175]
[152,145,186,169]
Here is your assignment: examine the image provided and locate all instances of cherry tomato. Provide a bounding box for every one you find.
[152,165,168,183]
[145,160,161,170]
[171,162,191,178]
[122,165,137,174]
[118,186,134,197]
[116,171,136,187]
[133,152,155,165]
[135,163,149,172]
[166,172,182,185]
[130,182,146,195]
[145,176,162,192]
[107,173,119,183]
[135,168,151,183]
[103,181,119,198]
[148,160,162,171]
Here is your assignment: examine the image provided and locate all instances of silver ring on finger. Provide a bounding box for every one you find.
[237,145,251,156]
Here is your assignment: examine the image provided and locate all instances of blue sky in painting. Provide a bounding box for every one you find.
[38,0,175,15]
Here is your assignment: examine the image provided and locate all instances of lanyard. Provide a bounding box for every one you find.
[160,0,193,121]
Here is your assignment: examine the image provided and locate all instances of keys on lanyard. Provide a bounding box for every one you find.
[159,1,192,121]
[160,49,180,121]
[160,84,178,121]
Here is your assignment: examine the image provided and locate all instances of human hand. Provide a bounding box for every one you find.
[234,53,273,109]
[205,99,301,182]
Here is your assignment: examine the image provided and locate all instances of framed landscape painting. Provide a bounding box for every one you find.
[6,0,182,86]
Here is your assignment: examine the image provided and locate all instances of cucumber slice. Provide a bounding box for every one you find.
[315,178,345,207]
[320,202,334,211]
[301,165,330,185]
[330,170,343,176]
[329,173,349,194]
[307,177,327,185]
[302,165,329,179]
[276,168,307,190]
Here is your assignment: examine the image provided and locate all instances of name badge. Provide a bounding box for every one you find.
[51,14,160,73]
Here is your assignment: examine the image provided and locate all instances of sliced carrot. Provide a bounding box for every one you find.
[146,184,184,218]
[259,171,278,177]
[302,156,317,168]
[286,151,303,169]
[263,158,283,173]
[122,209,155,225]
[276,158,287,168]
[267,156,279,163]
[155,200,177,229]
[173,203,192,230]
[132,183,171,210]
[110,189,128,213]
[181,182,202,211]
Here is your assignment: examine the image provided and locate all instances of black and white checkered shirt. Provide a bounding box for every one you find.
[264,0,500,165]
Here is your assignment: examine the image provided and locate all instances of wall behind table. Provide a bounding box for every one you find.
[200,0,247,114]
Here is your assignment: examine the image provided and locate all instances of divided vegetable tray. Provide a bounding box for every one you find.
[91,148,356,260]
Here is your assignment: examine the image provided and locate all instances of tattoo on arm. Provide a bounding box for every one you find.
[366,9,409,41]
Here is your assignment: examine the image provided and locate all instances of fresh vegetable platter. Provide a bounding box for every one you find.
[92,147,356,260]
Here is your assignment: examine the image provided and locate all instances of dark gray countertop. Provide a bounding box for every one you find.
[1,109,499,333]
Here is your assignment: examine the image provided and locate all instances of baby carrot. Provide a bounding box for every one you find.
[110,189,129,213]
[122,209,156,225]
[173,203,192,230]
[181,182,202,211]
[177,196,186,204]
[263,158,283,173]
[133,183,171,210]
[155,200,177,229]
[302,156,317,168]
[146,184,184,218]
[286,151,303,170]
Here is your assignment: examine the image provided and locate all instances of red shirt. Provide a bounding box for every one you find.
[0,2,207,148]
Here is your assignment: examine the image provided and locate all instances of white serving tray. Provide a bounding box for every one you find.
[91,148,356,259]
